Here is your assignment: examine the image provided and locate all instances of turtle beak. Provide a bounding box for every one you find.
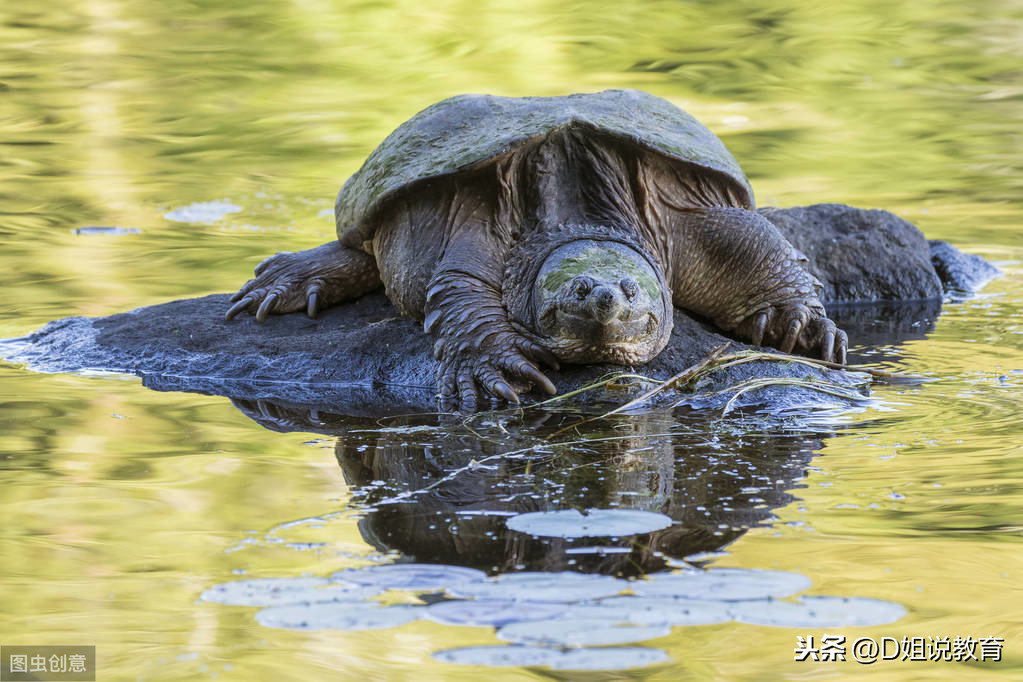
[585,283,625,324]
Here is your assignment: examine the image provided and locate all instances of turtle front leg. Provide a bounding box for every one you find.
[225,241,381,322]
[663,207,848,364]
[426,270,560,412]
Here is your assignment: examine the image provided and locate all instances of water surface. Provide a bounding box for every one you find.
[1,0,1021,679]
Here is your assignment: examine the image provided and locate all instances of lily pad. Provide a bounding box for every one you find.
[448,571,628,602]
[432,645,670,670]
[431,646,564,668]
[570,597,732,625]
[331,563,487,591]
[631,568,811,601]
[505,509,673,538]
[497,617,671,647]
[200,577,378,607]
[552,647,671,670]
[730,596,907,627]
[426,599,570,627]
[255,602,423,631]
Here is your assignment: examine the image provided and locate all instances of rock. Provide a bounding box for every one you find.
[0,293,870,417]
[760,203,944,302]
[929,239,1001,293]
[0,204,997,417]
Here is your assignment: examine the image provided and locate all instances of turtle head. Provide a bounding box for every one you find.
[528,239,673,364]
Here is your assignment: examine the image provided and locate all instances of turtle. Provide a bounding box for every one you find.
[225,89,847,410]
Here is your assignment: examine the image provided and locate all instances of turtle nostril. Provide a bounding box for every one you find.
[590,285,621,324]
[620,277,640,301]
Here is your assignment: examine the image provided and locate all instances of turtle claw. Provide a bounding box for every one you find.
[491,380,519,404]
[516,362,556,395]
[255,291,279,322]
[307,291,320,319]
[225,295,255,321]
[515,337,560,372]
[737,302,847,364]
[225,248,351,323]
[435,332,558,412]
[750,311,768,346]
[780,316,804,353]
[821,329,835,362]
[230,279,256,303]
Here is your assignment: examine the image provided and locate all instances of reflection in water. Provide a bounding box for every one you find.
[207,404,907,669]
[227,395,829,573]
[828,298,941,365]
[335,410,817,575]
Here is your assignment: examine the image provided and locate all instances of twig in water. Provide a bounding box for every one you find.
[596,342,732,418]
[688,349,897,383]
[545,343,731,437]
[715,376,870,415]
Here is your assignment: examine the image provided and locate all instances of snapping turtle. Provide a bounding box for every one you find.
[226,89,847,409]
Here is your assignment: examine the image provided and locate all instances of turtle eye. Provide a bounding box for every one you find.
[620,277,640,300]
[571,276,593,299]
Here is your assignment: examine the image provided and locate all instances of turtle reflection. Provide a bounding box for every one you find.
[330,410,820,576]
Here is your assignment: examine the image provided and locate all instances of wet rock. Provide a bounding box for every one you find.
[760,203,943,302]
[0,294,868,415]
[0,204,997,416]
[929,239,1001,293]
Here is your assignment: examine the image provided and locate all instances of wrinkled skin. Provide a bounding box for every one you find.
[227,117,847,411]
[528,240,672,365]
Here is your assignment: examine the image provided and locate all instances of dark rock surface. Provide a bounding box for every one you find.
[929,239,1001,293]
[0,292,872,416]
[761,203,944,302]
[0,204,996,417]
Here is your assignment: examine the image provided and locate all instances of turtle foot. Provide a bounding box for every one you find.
[737,301,848,365]
[436,332,560,413]
[225,242,379,322]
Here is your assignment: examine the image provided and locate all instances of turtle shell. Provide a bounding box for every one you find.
[335,89,753,244]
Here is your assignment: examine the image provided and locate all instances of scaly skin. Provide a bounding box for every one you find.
[424,270,560,412]
[660,207,847,363]
[225,242,381,322]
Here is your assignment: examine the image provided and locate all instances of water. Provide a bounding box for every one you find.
[2,0,1022,679]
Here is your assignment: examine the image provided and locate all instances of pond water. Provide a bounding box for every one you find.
[1,0,1022,679]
